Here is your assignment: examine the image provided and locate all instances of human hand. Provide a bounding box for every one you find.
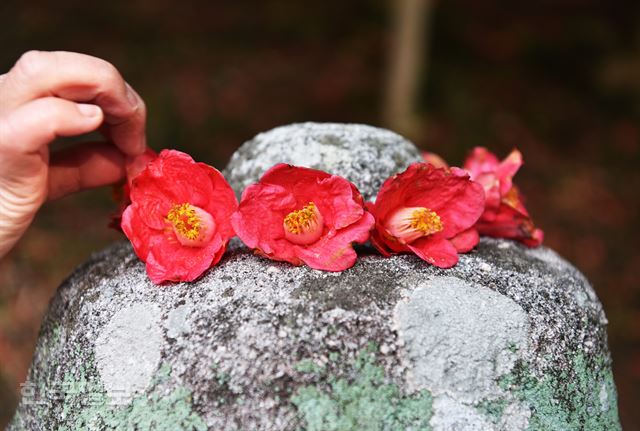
[0,51,147,258]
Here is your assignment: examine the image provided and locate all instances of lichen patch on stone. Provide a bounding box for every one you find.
[94,302,163,403]
[166,303,193,339]
[394,276,529,404]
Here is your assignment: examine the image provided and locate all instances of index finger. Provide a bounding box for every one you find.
[1,51,146,156]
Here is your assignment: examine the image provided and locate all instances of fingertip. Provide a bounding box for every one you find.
[125,83,140,109]
[77,103,103,119]
[109,119,147,156]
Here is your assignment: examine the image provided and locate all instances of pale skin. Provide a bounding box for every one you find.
[0,51,147,259]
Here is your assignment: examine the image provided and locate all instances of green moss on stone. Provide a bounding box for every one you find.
[475,398,509,424]
[216,372,230,386]
[295,359,325,375]
[56,365,206,431]
[501,352,621,431]
[155,363,172,382]
[291,347,433,431]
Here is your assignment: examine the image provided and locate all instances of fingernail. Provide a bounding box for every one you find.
[125,83,139,108]
[78,104,101,117]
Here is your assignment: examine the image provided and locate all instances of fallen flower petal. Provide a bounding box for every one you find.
[464,147,544,246]
[369,163,485,268]
[121,149,237,284]
[231,164,374,271]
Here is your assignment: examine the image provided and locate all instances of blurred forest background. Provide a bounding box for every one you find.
[1,0,639,428]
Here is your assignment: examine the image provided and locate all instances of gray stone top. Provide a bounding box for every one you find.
[10,239,620,430]
[224,122,424,201]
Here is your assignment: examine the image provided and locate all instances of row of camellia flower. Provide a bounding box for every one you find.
[113,147,543,284]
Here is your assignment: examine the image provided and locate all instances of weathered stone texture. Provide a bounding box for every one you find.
[9,239,620,430]
[10,122,620,430]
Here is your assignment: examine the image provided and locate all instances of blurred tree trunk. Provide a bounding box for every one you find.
[384,0,433,141]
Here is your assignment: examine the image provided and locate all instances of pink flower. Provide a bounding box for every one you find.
[231,164,374,271]
[464,147,544,247]
[121,150,238,284]
[368,163,485,268]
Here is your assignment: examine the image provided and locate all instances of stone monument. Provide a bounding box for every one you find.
[9,123,621,430]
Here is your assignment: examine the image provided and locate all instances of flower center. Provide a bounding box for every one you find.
[166,203,215,247]
[386,206,444,244]
[283,202,324,245]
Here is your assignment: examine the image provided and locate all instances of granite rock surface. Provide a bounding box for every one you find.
[9,240,620,430]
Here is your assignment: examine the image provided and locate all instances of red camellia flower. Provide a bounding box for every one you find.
[231,164,374,271]
[463,147,544,247]
[121,150,238,284]
[369,163,485,268]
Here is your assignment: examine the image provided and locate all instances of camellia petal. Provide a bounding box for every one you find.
[125,148,158,187]
[295,212,375,271]
[463,147,501,175]
[495,149,522,195]
[144,232,225,284]
[463,147,543,247]
[475,202,544,247]
[408,236,460,268]
[121,204,153,259]
[369,163,485,267]
[120,149,238,284]
[232,164,374,271]
[449,227,480,253]
[230,182,298,261]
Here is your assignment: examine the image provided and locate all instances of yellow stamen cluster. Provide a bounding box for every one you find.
[166,203,201,240]
[284,202,318,234]
[410,208,444,236]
